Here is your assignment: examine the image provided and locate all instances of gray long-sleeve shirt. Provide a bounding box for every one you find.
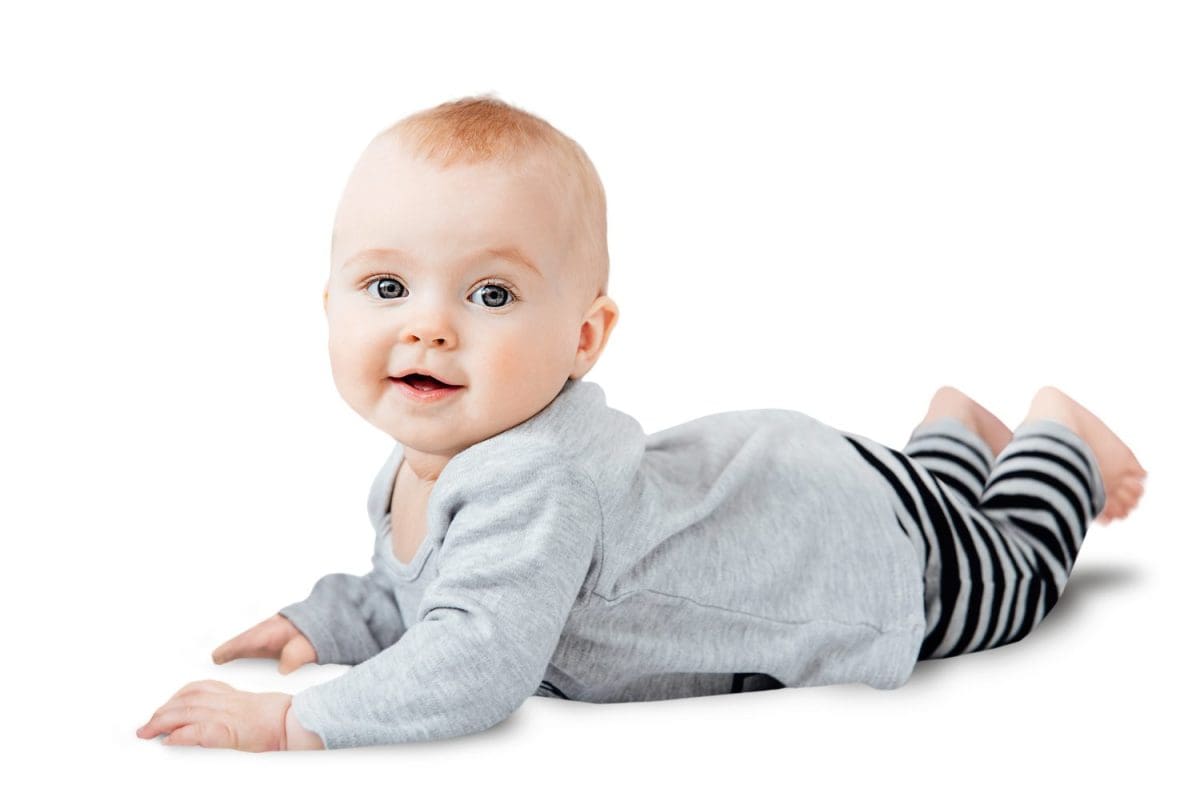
[279,377,925,749]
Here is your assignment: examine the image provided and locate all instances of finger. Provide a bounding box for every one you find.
[212,639,238,663]
[225,614,293,652]
[139,700,225,739]
[278,637,314,674]
[213,624,259,662]
[213,623,278,663]
[164,720,238,749]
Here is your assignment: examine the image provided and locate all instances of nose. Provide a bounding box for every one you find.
[398,305,457,349]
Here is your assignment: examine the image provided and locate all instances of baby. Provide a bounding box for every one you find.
[136,95,1148,752]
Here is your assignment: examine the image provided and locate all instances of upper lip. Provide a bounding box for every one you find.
[390,367,463,387]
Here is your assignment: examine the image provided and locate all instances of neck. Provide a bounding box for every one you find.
[399,447,452,486]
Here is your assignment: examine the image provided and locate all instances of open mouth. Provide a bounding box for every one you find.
[392,374,462,392]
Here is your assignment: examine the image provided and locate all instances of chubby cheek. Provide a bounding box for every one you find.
[481,334,569,416]
[482,340,526,385]
[328,327,386,409]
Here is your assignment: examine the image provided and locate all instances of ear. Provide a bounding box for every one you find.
[570,295,620,379]
[323,281,330,315]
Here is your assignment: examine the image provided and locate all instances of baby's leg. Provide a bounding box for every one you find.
[911,385,1013,461]
[843,387,1144,661]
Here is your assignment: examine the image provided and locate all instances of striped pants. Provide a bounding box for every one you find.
[842,417,1108,660]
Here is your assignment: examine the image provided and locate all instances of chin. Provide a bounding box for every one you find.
[390,426,476,457]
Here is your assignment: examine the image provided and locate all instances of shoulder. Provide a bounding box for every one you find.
[432,439,603,560]
[436,437,598,508]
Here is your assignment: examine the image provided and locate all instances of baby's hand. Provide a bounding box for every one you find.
[212,614,317,674]
[135,680,291,751]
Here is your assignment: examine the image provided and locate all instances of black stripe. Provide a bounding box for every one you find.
[1003,436,1099,516]
[998,531,1039,644]
[842,436,921,525]
[964,510,1006,653]
[987,464,1089,541]
[1001,576,1024,644]
[1017,431,1095,479]
[980,494,1074,571]
[922,469,980,507]
[904,447,987,488]
[1012,561,1047,644]
[901,458,966,658]
[908,432,993,476]
[936,486,985,658]
[970,508,1012,651]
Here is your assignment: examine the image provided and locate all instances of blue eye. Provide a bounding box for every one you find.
[468,283,516,308]
[366,277,408,300]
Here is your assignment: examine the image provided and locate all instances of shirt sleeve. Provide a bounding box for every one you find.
[278,559,407,666]
[288,454,601,749]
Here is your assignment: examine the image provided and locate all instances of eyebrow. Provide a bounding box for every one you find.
[341,245,543,278]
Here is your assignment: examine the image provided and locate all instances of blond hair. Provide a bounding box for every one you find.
[347,94,609,307]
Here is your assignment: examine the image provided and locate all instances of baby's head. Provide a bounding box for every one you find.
[324,95,619,458]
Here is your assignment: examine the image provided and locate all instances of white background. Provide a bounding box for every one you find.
[3,0,1195,797]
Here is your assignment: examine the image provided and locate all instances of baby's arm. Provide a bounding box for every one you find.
[141,562,405,751]
[288,452,600,749]
[277,561,406,667]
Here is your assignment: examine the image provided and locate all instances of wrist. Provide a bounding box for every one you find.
[284,700,325,751]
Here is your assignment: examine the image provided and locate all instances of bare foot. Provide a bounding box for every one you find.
[1019,386,1148,525]
[916,386,1014,460]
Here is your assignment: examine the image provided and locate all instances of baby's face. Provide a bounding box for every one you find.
[325,139,592,457]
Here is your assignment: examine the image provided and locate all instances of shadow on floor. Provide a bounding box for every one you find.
[903,561,1142,687]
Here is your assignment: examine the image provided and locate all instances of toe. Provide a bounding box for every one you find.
[1101,498,1129,520]
[1115,485,1141,506]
